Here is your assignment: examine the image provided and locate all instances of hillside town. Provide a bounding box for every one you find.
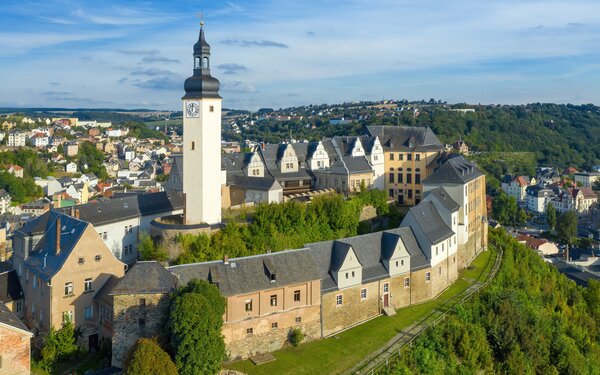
[1,12,600,375]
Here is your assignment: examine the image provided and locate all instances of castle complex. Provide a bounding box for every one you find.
[1,23,488,371]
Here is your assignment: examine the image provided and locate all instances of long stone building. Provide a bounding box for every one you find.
[106,154,487,365]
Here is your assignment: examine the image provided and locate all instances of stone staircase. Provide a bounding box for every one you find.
[382,306,396,317]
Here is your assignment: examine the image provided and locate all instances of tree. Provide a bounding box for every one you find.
[169,279,226,375]
[125,338,177,375]
[557,211,578,246]
[547,203,557,231]
[38,319,79,371]
[138,233,169,262]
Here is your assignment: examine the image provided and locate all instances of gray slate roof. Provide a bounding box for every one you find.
[425,187,460,212]
[403,201,454,245]
[228,175,281,191]
[169,248,321,297]
[23,212,88,282]
[423,155,484,185]
[366,125,442,151]
[0,302,30,335]
[111,261,178,295]
[0,267,23,303]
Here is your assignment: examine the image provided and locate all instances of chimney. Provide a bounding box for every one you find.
[261,142,266,151]
[70,206,75,217]
[223,254,229,265]
[55,216,61,255]
[75,209,80,219]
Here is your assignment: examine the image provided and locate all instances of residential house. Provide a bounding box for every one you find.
[6,165,24,178]
[574,171,600,188]
[34,177,63,197]
[13,191,184,265]
[21,199,51,217]
[65,162,77,174]
[452,139,469,155]
[525,185,554,213]
[63,142,79,157]
[366,125,445,206]
[0,189,11,214]
[517,234,560,256]
[501,175,535,203]
[7,132,26,147]
[27,133,49,148]
[0,302,33,375]
[0,262,25,318]
[552,187,598,214]
[13,212,125,349]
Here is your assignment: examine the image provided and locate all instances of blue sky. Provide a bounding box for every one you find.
[1,0,599,110]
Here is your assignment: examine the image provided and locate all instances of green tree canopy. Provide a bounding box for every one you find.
[125,337,178,375]
[547,202,557,231]
[557,210,578,245]
[169,279,226,375]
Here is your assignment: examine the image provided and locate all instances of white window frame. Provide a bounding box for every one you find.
[360,288,367,300]
[336,294,343,306]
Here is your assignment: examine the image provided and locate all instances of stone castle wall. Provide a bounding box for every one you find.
[111,293,170,368]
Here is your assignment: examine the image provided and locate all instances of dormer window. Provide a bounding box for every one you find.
[270,273,276,282]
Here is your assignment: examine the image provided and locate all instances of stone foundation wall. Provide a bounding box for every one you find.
[322,282,380,337]
[111,293,170,368]
[224,305,321,359]
[457,223,486,269]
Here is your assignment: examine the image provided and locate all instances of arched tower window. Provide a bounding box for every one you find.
[194,57,200,69]
[203,57,209,69]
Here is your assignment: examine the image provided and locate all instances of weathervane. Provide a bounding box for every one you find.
[197,10,204,27]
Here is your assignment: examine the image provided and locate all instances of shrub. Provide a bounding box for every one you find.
[289,328,305,347]
[125,337,177,375]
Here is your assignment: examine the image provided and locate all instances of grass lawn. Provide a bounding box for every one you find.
[227,247,497,375]
[31,352,109,375]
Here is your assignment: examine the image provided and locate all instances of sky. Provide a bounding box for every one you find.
[1,0,599,111]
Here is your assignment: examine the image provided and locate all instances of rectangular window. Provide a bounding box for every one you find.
[78,257,84,264]
[383,283,389,293]
[336,294,343,306]
[404,277,410,288]
[270,295,278,306]
[360,288,367,300]
[140,298,146,306]
[416,154,420,161]
[439,266,442,275]
[408,189,413,199]
[415,174,421,184]
[84,278,92,292]
[65,282,73,296]
[33,275,37,289]
[425,272,431,282]
[399,153,404,160]
[407,174,412,184]
[295,317,302,324]
[407,154,412,161]
[209,106,214,112]
[389,154,394,161]
[294,290,301,302]
[191,141,195,150]
[95,255,101,262]
[389,189,394,197]
[272,322,278,329]
[389,173,394,183]
[398,173,403,183]
[16,300,22,313]
[245,300,253,312]
[247,328,253,336]
[84,305,93,320]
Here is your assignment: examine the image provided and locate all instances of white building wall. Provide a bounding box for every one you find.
[94,217,139,264]
[183,98,222,225]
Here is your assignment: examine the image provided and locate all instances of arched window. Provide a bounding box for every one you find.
[389,167,395,171]
[194,57,200,69]
[202,57,209,69]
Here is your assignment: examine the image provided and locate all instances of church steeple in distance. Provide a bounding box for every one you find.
[183,21,221,99]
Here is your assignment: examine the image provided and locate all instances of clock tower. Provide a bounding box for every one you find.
[182,22,222,225]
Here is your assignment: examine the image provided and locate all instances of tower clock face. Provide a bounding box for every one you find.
[186,102,200,118]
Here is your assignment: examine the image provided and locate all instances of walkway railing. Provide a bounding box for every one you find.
[353,242,504,375]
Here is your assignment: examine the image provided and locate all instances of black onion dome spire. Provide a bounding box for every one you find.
[183,23,221,99]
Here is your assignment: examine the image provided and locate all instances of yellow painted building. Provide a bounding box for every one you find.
[366,126,444,206]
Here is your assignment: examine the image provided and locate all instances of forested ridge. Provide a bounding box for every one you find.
[383,229,600,374]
